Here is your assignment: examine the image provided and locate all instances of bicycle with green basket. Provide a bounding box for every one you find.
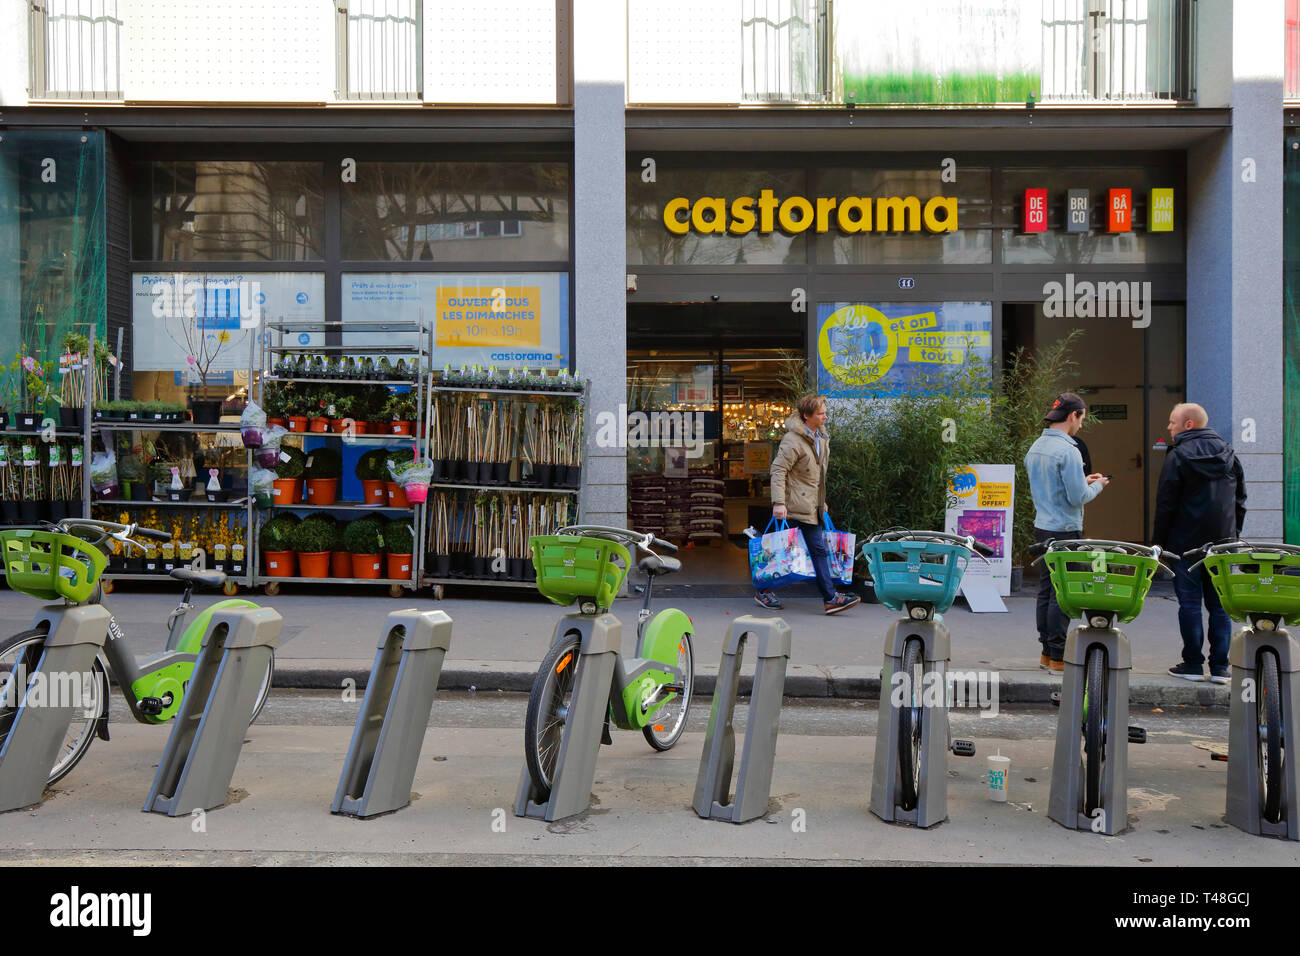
[1029,538,1175,832]
[1182,538,1300,834]
[0,519,273,787]
[522,525,695,804]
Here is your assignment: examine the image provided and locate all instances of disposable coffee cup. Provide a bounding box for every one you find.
[987,753,1010,802]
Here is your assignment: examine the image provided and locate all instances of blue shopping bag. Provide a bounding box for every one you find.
[822,513,856,586]
[750,518,816,589]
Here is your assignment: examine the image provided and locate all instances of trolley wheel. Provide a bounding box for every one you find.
[430,584,445,600]
[263,581,281,597]
[222,580,239,596]
[897,638,924,812]
[389,584,404,598]
[1082,646,1108,815]
[1259,649,1284,824]
[100,579,115,595]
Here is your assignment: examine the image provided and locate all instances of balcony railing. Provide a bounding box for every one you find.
[29,0,122,100]
[336,0,423,100]
[742,0,831,103]
[1040,0,1196,103]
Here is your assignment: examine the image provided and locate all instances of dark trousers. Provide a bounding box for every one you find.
[796,520,838,603]
[1035,527,1081,660]
[1172,561,1232,668]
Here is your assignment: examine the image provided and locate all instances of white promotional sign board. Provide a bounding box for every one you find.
[944,464,1015,603]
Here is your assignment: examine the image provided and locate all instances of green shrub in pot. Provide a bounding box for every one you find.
[289,517,337,554]
[259,513,301,552]
[275,445,306,479]
[303,446,342,479]
[355,448,389,481]
[383,518,414,555]
[342,517,384,554]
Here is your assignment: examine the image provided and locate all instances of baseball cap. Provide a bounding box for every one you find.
[1044,392,1086,423]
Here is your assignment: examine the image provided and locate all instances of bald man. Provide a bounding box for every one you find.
[1153,403,1247,683]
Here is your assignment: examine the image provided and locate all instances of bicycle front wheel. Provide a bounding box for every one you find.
[0,630,105,788]
[524,634,582,800]
[642,632,694,752]
[1082,646,1108,815]
[897,638,924,812]
[250,652,275,725]
[1259,650,1284,824]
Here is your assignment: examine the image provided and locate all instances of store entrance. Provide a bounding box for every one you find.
[627,304,805,585]
[1002,302,1185,544]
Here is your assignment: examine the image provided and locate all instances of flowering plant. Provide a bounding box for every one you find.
[10,350,55,413]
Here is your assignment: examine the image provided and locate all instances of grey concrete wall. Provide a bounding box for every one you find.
[1185,0,1286,541]
[573,0,626,530]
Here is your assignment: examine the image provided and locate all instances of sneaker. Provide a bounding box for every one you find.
[824,592,861,615]
[1168,662,1205,682]
[1209,665,1231,685]
[1040,654,1051,670]
[754,589,784,610]
[1049,659,1064,673]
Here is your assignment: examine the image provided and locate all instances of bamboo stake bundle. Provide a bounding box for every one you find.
[520,405,537,468]
[429,395,443,458]
[0,442,20,502]
[483,400,498,464]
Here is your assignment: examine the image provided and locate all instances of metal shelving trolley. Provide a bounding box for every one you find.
[253,319,431,597]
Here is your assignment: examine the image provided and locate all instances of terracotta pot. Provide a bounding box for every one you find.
[272,478,302,505]
[263,550,296,577]
[386,553,413,579]
[391,420,412,435]
[297,551,331,578]
[330,419,349,433]
[267,417,287,429]
[331,550,351,577]
[305,477,339,505]
[361,479,387,506]
[308,417,330,433]
[288,417,308,432]
[353,421,369,434]
[350,553,382,579]
[386,482,409,507]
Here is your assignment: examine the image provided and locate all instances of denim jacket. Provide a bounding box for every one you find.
[1024,428,1102,532]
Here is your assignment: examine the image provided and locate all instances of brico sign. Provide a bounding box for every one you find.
[662,189,958,236]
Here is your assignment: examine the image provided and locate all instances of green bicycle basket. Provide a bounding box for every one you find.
[1041,549,1159,623]
[1202,551,1300,626]
[1,529,107,603]
[530,534,631,610]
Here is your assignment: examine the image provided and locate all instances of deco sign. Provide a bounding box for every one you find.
[662,189,958,236]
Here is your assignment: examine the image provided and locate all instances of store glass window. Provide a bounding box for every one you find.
[812,168,992,265]
[136,161,325,262]
[627,166,809,266]
[340,162,570,262]
[999,168,1185,265]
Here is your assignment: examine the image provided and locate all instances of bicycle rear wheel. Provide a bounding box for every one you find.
[0,630,105,788]
[642,633,694,752]
[524,634,582,800]
[1083,646,1107,815]
[897,638,924,812]
[1259,650,1284,824]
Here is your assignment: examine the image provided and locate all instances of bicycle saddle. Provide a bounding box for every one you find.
[170,568,228,589]
[638,554,681,576]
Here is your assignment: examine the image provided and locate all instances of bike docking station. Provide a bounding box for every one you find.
[1197,543,1300,840]
[1034,541,1164,836]
[0,530,110,812]
[693,615,791,823]
[862,532,986,829]
[144,606,281,816]
[332,609,452,819]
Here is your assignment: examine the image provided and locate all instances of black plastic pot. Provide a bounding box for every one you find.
[130,482,150,502]
[0,412,8,430]
[493,462,510,485]
[536,464,554,488]
[188,399,222,425]
[562,465,581,488]
[47,500,68,524]
[125,557,144,573]
[471,556,486,579]
[465,461,481,485]
[0,501,17,524]
[434,553,451,577]
[15,413,39,431]
[166,488,194,502]
[508,557,524,581]
[58,407,85,428]
[206,489,230,502]
[18,500,39,524]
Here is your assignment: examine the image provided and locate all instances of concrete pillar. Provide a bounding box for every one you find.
[1186,0,1285,541]
[572,0,626,530]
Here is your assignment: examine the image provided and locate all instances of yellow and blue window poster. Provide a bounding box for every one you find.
[815,301,992,399]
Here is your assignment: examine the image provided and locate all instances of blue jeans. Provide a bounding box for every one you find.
[795,520,838,603]
[1172,562,1232,668]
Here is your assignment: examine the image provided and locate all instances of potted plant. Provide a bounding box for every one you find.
[289,516,335,578]
[384,448,415,507]
[262,385,289,429]
[260,513,300,578]
[273,445,306,505]
[308,388,333,433]
[330,392,356,434]
[303,446,342,505]
[118,451,148,501]
[57,333,90,428]
[142,399,170,423]
[10,351,53,431]
[343,517,384,579]
[328,518,350,577]
[384,391,416,435]
[286,385,310,433]
[162,295,236,423]
[356,448,389,506]
[383,517,414,580]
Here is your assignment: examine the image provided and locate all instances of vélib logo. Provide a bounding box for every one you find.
[49,886,151,936]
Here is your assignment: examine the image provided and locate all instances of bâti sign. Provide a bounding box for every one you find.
[662,189,958,236]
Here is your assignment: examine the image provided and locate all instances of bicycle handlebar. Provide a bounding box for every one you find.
[866,529,992,564]
[1027,538,1179,575]
[553,524,671,555]
[1181,539,1300,571]
[48,518,169,553]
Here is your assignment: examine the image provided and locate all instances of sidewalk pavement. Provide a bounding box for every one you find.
[0,580,1234,707]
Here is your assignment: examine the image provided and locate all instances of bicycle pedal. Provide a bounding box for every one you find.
[950,739,976,756]
[1128,726,1147,744]
[137,697,165,717]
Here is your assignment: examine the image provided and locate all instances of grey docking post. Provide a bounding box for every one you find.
[143,606,281,816]
[1047,624,1130,835]
[692,615,791,823]
[1226,626,1300,840]
[332,609,452,818]
[870,618,952,828]
[515,612,621,822]
[0,605,111,812]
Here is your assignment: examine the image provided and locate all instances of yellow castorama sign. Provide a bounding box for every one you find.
[662,189,958,236]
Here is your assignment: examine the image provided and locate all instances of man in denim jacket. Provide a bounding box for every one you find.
[1024,393,1110,671]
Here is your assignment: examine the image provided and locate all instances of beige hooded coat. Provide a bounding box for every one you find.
[769,413,828,524]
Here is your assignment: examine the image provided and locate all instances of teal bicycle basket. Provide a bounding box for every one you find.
[860,539,971,613]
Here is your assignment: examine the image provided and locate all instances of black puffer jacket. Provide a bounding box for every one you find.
[1151,427,1247,554]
